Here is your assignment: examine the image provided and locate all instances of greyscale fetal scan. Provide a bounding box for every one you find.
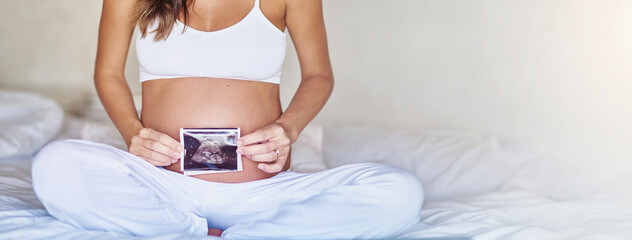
[180,128,242,174]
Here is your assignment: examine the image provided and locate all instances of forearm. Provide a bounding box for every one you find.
[276,74,333,143]
[94,74,143,147]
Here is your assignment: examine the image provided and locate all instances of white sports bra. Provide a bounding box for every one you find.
[135,0,287,84]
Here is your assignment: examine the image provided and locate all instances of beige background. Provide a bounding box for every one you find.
[1,0,631,173]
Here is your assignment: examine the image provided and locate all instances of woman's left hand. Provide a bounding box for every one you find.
[236,122,292,173]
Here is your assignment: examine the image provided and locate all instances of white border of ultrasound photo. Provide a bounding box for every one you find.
[179,128,242,175]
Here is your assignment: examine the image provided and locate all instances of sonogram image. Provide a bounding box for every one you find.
[180,128,241,173]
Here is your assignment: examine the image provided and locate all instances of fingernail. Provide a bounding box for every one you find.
[258,164,264,170]
[173,152,180,157]
[177,146,183,151]
[236,149,243,155]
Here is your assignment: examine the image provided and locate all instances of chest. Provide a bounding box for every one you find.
[180,0,286,33]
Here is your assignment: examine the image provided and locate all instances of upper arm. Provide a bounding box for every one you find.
[285,0,333,80]
[94,0,137,80]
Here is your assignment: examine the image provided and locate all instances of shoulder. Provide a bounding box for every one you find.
[101,0,137,24]
[262,0,288,15]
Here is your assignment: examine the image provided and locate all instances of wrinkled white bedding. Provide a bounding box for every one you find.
[323,128,632,239]
[0,91,63,159]
[1,91,631,240]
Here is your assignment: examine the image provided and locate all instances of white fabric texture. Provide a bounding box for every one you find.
[1,94,631,239]
[0,90,63,159]
[78,121,129,150]
[287,125,327,173]
[323,127,538,201]
[1,124,632,239]
[31,139,423,239]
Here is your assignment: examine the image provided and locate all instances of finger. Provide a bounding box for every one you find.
[139,128,184,152]
[257,156,286,173]
[130,145,170,166]
[237,140,278,155]
[138,155,170,167]
[247,150,279,163]
[255,146,289,173]
[238,129,276,146]
[137,144,174,165]
[129,140,172,166]
[138,137,181,160]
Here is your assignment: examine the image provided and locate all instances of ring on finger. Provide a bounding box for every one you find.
[274,149,280,160]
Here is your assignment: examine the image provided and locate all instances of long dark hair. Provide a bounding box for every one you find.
[132,0,193,41]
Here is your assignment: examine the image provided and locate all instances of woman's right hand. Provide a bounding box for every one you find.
[128,128,184,166]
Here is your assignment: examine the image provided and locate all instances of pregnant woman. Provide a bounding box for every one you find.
[31,0,424,239]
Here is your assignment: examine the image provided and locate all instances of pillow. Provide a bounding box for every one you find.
[289,124,328,173]
[80,121,128,151]
[322,127,539,201]
[0,90,64,159]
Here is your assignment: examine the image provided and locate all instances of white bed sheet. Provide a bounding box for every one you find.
[321,127,632,240]
[1,91,632,239]
[403,185,632,240]
[3,135,632,240]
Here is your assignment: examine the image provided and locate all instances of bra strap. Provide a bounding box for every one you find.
[254,0,260,8]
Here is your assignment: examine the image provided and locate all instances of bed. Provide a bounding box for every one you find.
[1,90,631,240]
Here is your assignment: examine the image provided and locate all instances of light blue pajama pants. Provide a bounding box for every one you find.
[31,139,424,239]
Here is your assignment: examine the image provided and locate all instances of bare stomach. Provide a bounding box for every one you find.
[140,78,291,183]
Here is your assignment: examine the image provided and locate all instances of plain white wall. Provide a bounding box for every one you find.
[0,0,140,110]
[1,0,631,173]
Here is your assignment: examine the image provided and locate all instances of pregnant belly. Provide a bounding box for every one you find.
[140,77,291,183]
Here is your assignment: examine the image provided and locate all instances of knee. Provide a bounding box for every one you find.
[357,163,425,208]
[31,140,109,213]
[32,139,122,180]
[31,139,95,178]
[32,140,82,195]
[368,164,425,231]
[391,167,425,213]
[31,140,79,214]
[32,139,78,181]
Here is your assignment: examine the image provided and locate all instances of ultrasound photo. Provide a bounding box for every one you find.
[179,128,242,175]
